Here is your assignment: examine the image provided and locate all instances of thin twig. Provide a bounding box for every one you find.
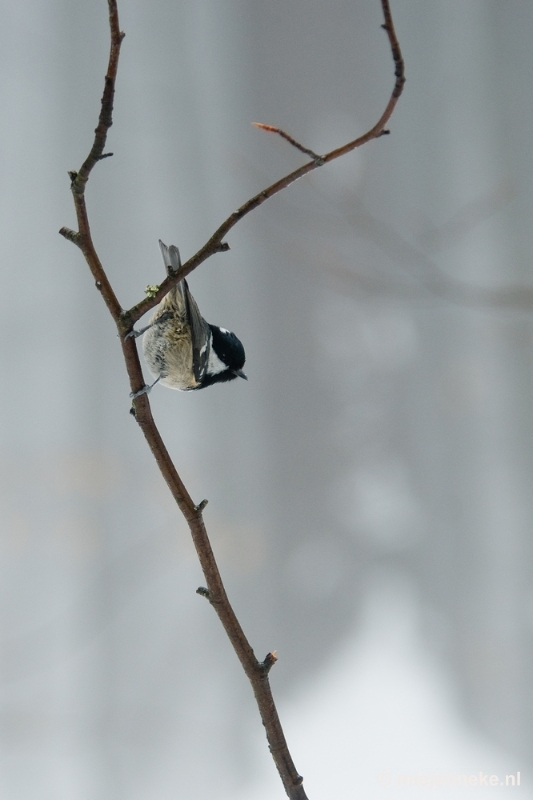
[59,1,405,797]
[252,122,323,161]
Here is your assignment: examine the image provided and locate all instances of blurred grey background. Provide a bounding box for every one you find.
[1,0,532,797]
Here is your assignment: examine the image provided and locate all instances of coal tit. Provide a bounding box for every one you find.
[130,241,246,396]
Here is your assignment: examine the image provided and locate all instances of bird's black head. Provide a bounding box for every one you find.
[199,324,247,389]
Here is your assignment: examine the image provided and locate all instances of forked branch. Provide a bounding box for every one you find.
[59,2,404,797]
[124,0,404,326]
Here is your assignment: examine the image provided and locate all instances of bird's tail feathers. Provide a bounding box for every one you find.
[159,240,181,275]
[158,239,188,310]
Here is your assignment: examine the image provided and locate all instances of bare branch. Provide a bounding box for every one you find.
[58,0,124,322]
[59,1,405,797]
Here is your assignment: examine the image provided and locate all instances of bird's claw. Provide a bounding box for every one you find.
[125,326,150,340]
[130,376,160,399]
[130,385,151,399]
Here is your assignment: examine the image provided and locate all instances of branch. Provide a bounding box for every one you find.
[59,0,124,322]
[125,0,405,327]
[59,1,405,797]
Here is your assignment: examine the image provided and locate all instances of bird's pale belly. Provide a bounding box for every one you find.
[142,317,200,391]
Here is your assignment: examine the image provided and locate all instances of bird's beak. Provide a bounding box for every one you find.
[234,369,248,380]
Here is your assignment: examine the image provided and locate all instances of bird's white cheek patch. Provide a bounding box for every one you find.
[207,348,227,375]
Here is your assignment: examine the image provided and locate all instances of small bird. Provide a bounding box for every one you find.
[129,240,246,397]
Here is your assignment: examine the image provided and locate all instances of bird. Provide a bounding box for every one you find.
[129,240,246,397]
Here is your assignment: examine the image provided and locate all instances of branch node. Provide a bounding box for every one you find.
[95,280,102,290]
[260,651,278,675]
[195,498,209,513]
[215,242,230,253]
[68,170,78,182]
[59,227,81,245]
[379,129,390,136]
[97,152,114,160]
[196,586,211,600]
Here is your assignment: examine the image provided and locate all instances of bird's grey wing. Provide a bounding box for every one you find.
[158,240,209,381]
[182,280,211,382]
[159,240,181,274]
